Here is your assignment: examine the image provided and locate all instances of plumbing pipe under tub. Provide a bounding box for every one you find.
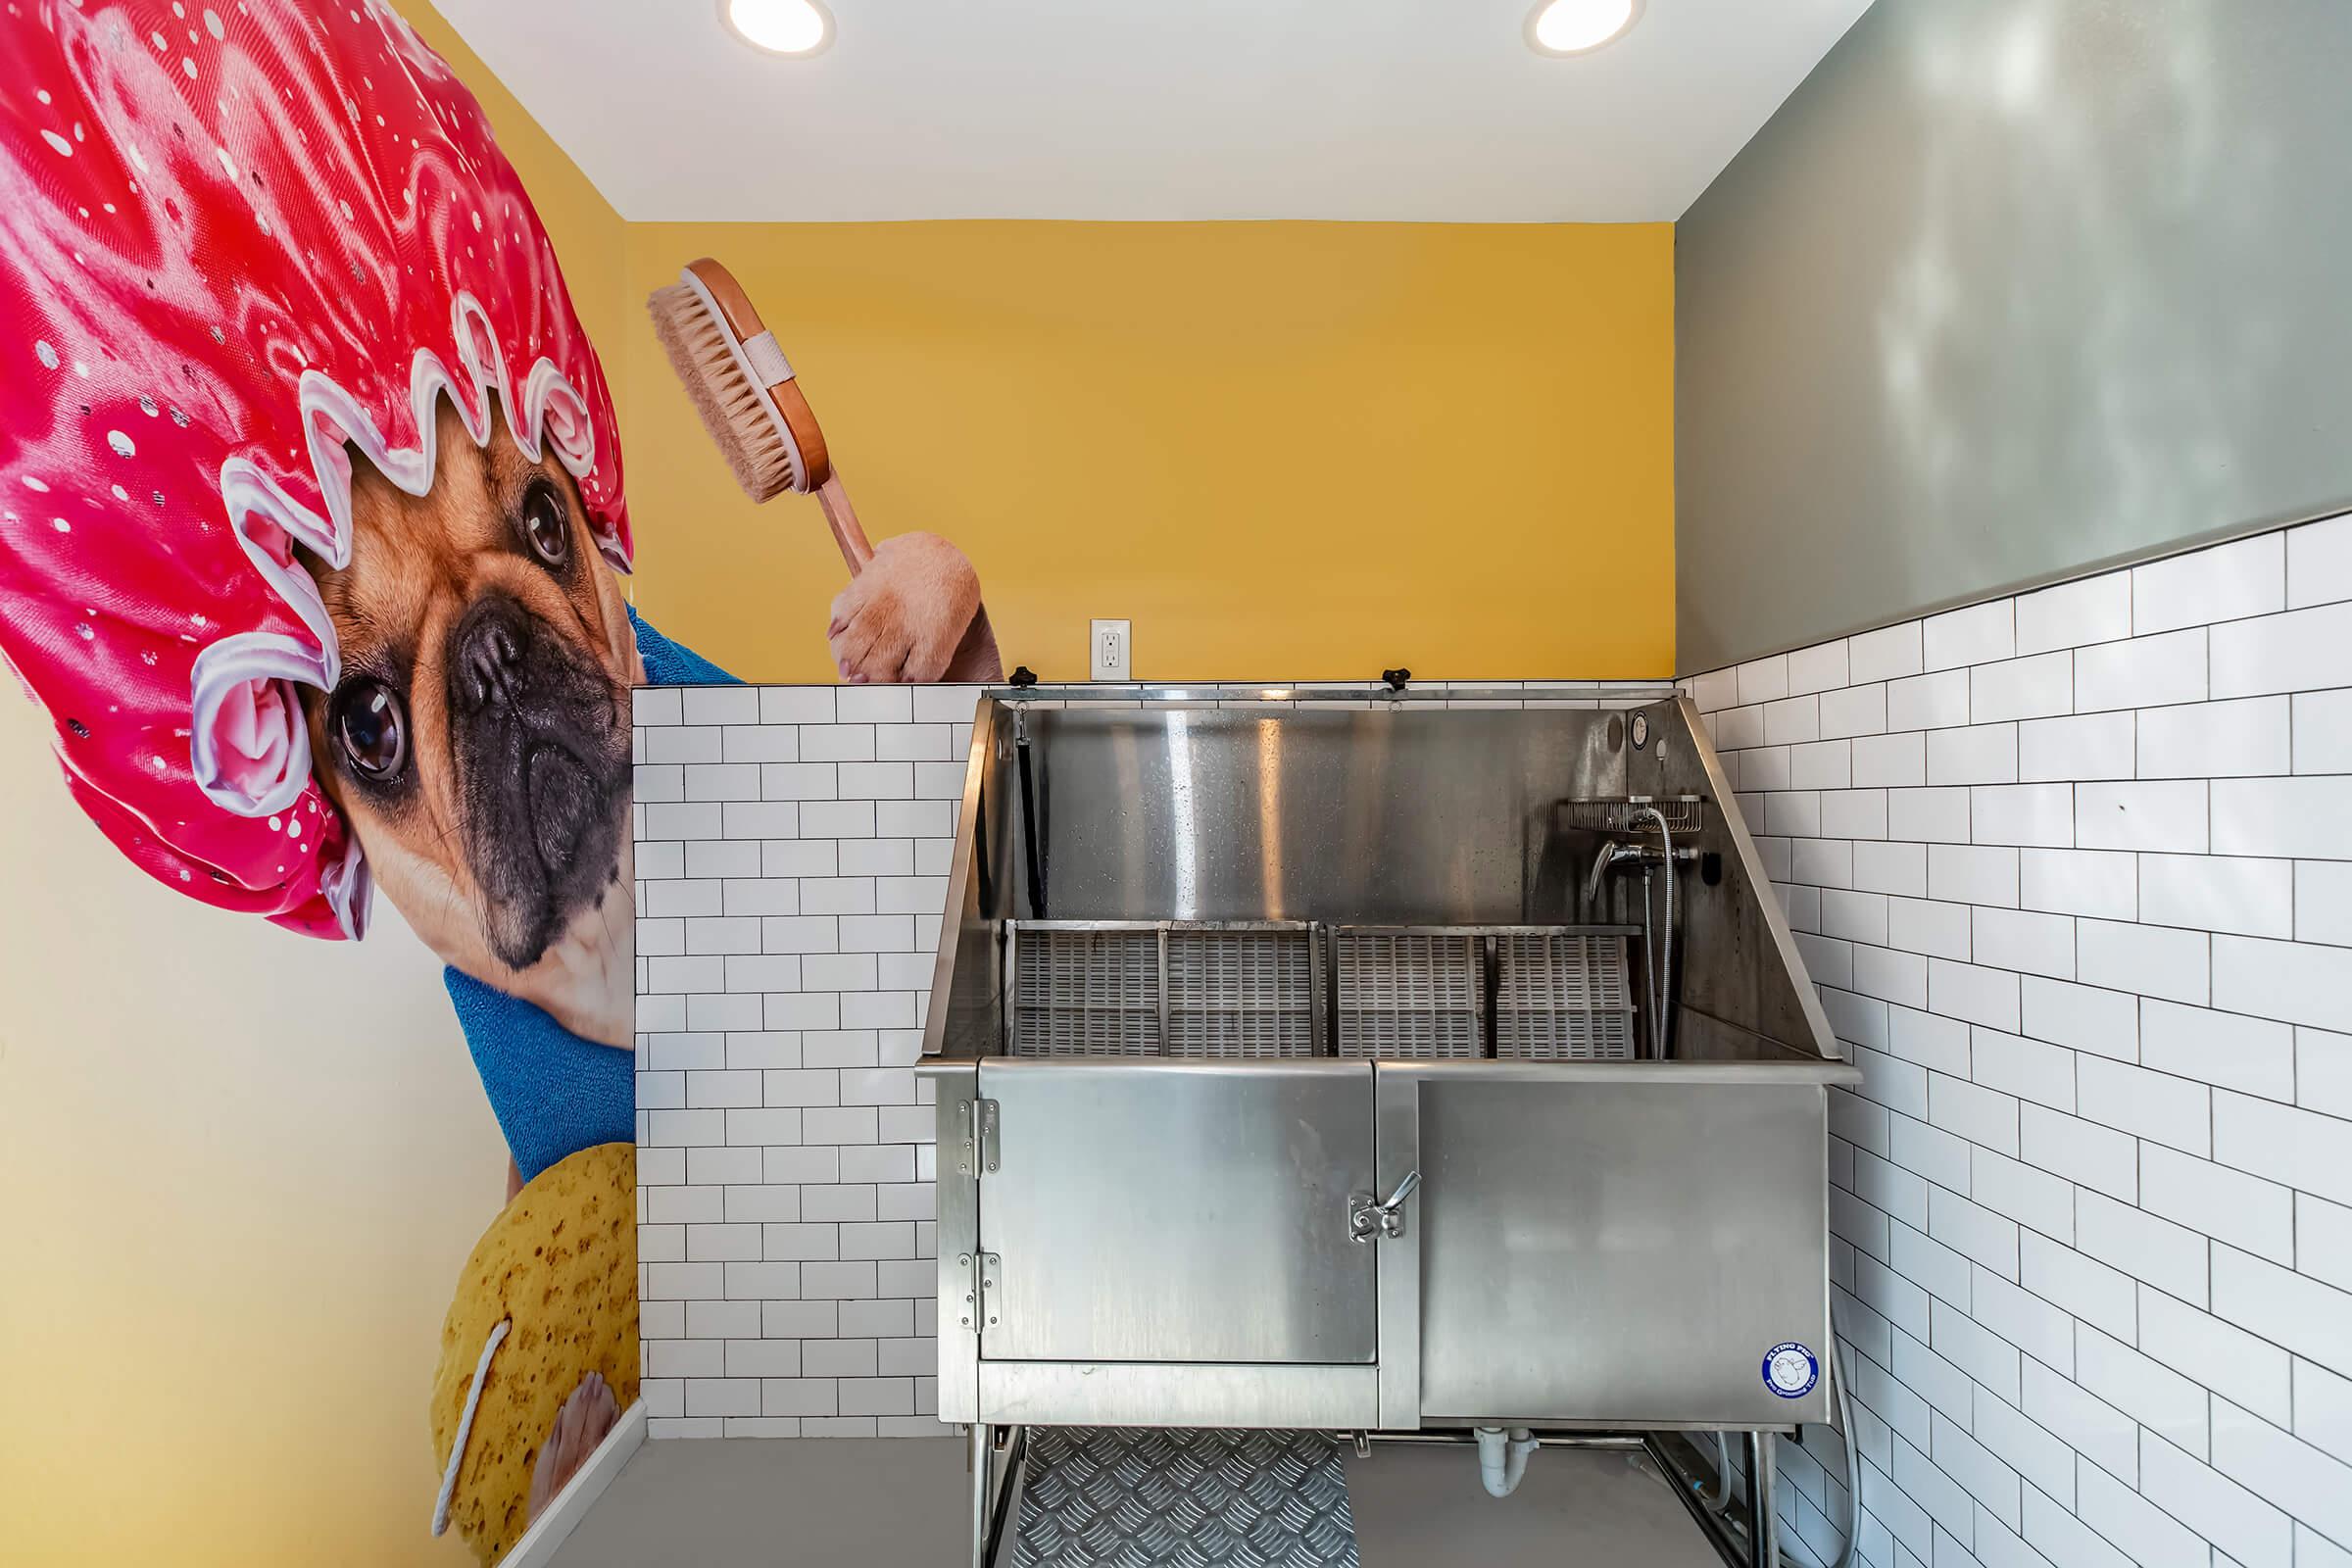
[1473,1426,1541,1497]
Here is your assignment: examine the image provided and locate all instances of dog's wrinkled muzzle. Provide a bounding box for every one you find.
[447,592,629,969]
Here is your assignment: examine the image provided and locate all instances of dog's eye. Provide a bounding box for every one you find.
[333,680,409,782]
[521,482,570,568]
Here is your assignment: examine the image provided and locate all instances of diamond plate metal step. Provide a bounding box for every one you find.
[1007,1428,1360,1568]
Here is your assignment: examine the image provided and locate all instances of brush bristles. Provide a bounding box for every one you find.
[647,281,803,502]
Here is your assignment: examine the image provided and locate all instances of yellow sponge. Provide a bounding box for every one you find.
[430,1142,639,1564]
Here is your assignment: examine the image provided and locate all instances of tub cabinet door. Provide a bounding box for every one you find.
[1377,1063,1840,1429]
[975,1058,1379,1366]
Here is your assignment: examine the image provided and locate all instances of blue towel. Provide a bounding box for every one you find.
[445,606,739,1181]
[630,604,742,687]
[444,966,634,1182]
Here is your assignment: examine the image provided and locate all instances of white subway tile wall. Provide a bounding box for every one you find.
[630,679,1676,1441]
[1687,517,2352,1568]
[633,681,978,1442]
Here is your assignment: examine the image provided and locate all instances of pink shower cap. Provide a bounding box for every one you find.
[0,0,629,939]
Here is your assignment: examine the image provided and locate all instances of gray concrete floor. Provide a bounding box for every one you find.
[549,1436,1723,1566]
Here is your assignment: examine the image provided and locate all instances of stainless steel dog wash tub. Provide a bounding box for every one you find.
[915,689,1859,1565]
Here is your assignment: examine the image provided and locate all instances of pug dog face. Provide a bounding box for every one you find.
[302,394,643,1047]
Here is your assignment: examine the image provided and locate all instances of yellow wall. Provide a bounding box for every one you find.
[619,220,1676,680]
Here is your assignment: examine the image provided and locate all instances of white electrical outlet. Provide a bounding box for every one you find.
[1090,618,1131,681]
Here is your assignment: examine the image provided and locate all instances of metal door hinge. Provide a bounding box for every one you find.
[955,1249,1002,1333]
[954,1094,1001,1339]
[956,1098,1002,1177]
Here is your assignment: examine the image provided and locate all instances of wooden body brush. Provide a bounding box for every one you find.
[647,257,873,571]
[648,258,1003,682]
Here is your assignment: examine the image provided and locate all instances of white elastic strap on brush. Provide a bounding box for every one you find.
[673,265,808,491]
[740,329,793,387]
[431,1316,512,1537]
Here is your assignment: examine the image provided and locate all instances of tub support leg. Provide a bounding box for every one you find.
[1743,1431,1781,1568]
[970,1421,995,1568]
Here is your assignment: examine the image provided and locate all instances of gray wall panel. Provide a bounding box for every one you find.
[1676,0,2352,671]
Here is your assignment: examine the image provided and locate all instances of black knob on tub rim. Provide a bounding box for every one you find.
[1381,667,1412,692]
[1009,664,1039,688]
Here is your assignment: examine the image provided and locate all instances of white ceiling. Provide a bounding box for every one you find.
[436,0,1875,222]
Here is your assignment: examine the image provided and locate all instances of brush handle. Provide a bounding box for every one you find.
[815,471,874,575]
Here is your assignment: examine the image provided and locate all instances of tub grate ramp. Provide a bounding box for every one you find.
[1011,926,1160,1056]
[1333,929,1484,1059]
[1166,927,1320,1059]
[1008,920,1634,1060]
[1495,932,1636,1059]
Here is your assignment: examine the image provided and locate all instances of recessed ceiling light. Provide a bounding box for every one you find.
[722,0,834,57]
[1526,0,1642,56]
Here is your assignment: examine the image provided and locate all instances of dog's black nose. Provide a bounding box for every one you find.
[451,595,530,713]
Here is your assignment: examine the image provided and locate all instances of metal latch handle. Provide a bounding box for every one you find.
[1349,1170,1421,1243]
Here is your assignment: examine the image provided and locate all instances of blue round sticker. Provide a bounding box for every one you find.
[1763,1343,1820,1398]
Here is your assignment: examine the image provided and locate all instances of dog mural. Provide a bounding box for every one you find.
[0,3,992,1559]
[322,394,646,1051]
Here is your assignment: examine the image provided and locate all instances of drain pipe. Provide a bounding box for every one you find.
[1473,1426,1541,1497]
